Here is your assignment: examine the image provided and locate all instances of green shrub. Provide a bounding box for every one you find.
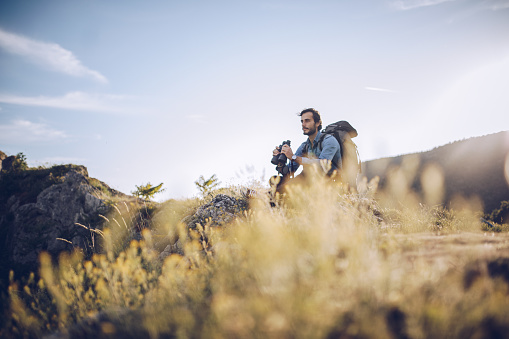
[131,182,165,201]
[485,200,509,225]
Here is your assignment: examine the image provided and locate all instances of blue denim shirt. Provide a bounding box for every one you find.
[289,130,341,173]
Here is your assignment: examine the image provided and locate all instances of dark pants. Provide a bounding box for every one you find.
[272,171,309,195]
[271,169,350,197]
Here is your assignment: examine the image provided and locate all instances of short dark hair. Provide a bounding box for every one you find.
[299,108,322,130]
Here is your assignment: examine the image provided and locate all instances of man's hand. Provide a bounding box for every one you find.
[281,144,294,159]
[273,147,281,157]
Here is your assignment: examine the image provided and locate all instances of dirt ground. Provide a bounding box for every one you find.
[390,232,509,259]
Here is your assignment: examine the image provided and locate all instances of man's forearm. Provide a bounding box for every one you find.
[300,157,320,165]
[291,155,319,167]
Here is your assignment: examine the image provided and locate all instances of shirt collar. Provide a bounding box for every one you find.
[308,130,322,148]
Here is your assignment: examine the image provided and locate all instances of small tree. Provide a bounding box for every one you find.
[132,182,165,201]
[12,152,28,172]
[195,174,220,197]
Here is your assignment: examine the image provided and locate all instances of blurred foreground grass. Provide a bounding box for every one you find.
[5,170,509,339]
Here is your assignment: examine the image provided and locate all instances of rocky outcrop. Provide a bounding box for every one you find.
[9,170,108,268]
[159,194,249,260]
[0,151,15,172]
[0,150,6,171]
[0,151,250,273]
[0,163,131,275]
[182,194,248,228]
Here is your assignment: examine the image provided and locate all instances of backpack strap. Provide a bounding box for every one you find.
[316,133,326,152]
[317,133,339,173]
[302,142,308,157]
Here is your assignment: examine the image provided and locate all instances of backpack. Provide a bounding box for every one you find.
[303,120,361,186]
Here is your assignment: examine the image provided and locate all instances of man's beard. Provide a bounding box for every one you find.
[303,126,316,135]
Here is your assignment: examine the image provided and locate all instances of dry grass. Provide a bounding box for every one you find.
[5,168,509,338]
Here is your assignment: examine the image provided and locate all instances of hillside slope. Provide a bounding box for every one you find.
[362,131,509,213]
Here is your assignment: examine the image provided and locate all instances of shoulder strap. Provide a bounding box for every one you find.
[302,142,308,156]
[316,133,328,151]
[317,133,339,172]
[303,133,334,160]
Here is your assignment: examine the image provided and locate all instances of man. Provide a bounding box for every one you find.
[272,108,341,193]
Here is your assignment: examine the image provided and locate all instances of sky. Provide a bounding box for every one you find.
[1,0,508,200]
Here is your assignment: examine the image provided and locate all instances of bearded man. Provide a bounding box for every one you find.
[271,108,341,193]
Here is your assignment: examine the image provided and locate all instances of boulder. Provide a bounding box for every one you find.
[182,194,248,228]
[159,194,248,260]
[1,155,16,172]
[0,164,129,275]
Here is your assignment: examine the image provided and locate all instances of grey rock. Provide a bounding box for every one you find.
[1,165,128,274]
[7,195,20,212]
[159,194,248,259]
[183,194,248,228]
[158,240,184,260]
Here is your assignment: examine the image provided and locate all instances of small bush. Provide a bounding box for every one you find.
[485,200,509,225]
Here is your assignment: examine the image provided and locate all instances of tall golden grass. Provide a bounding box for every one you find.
[6,166,509,338]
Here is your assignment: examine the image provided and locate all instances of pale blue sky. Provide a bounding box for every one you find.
[1,0,508,199]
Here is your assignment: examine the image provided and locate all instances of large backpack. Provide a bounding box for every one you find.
[304,120,361,186]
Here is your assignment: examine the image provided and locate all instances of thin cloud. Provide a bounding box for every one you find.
[0,91,127,113]
[0,119,68,144]
[365,86,399,93]
[0,27,107,83]
[391,0,456,10]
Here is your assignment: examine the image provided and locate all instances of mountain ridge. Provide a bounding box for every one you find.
[361,130,509,213]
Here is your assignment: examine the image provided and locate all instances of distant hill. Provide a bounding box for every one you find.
[361,131,509,213]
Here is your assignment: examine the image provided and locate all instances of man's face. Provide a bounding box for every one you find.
[301,112,317,136]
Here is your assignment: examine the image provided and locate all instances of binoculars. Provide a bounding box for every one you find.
[271,140,291,176]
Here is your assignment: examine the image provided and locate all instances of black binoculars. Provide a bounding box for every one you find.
[271,140,291,176]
